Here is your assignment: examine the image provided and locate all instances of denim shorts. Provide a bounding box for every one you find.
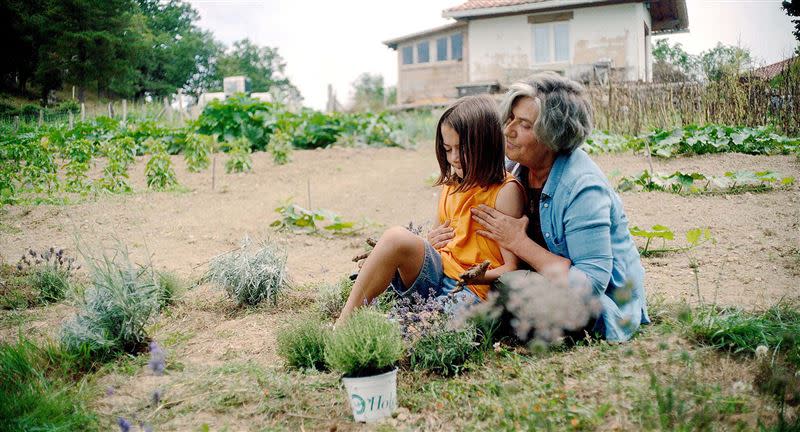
[389,240,481,307]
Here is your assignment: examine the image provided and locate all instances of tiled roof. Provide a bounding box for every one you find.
[445,0,548,13]
[751,57,796,80]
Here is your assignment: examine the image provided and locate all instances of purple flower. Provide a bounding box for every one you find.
[151,389,162,406]
[118,417,131,432]
[106,386,115,397]
[148,342,166,375]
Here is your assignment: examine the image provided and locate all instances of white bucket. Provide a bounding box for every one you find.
[341,368,398,423]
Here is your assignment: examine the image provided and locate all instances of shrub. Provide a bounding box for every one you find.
[183,133,212,173]
[156,270,186,309]
[410,325,477,376]
[0,338,98,431]
[276,317,329,370]
[60,245,160,361]
[267,129,292,165]
[208,238,288,307]
[315,276,353,320]
[324,308,403,377]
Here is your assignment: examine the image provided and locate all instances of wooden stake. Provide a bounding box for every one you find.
[69,111,74,129]
[80,103,86,121]
[307,177,312,209]
[107,102,113,118]
[14,116,19,131]
[122,99,127,124]
[212,154,216,191]
[38,109,43,127]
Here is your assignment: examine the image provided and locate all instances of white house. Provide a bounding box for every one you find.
[384,0,689,105]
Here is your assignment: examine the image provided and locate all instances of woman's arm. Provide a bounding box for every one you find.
[467,181,525,284]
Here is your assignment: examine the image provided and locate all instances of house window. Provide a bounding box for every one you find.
[436,37,448,61]
[451,33,463,60]
[402,46,413,65]
[417,41,430,63]
[531,22,570,64]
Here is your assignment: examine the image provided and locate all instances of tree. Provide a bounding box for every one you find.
[783,0,800,50]
[216,39,302,104]
[349,73,386,112]
[699,43,752,82]
[651,39,698,82]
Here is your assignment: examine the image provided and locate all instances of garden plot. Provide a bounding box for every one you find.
[1,143,799,430]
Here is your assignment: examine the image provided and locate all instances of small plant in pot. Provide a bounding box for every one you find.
[324,307,404,423]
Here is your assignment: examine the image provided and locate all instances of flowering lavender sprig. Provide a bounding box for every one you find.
[148,341,166,375]
[118,417,132,432]
[388,292,454,341]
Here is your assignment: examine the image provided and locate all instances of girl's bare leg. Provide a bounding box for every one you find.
[336,226,426,325]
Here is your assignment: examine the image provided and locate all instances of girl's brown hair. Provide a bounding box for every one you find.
[435,95,506,192]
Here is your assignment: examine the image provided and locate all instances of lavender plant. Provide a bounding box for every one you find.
[316,276,353,320]
[324,307,403,377]
[207,237,288,307]
[276,316,329,370]
[16,247,79,303]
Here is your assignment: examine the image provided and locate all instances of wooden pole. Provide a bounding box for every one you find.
[122,99,127,124]
[80,103,86,121]
[107,102,113,118]
[164,97,172,123]
[38,109,43,127]
[69,111,74,129]
[211,154,216,191]
[14,116,19,131]
[72,86,75,100]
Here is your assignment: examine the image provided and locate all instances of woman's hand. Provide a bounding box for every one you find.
[427,220,454,250]
[471,204,529,253]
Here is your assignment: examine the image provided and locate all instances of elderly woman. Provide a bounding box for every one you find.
[429,72,649,342]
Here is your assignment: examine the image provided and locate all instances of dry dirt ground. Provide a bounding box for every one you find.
[1,143,799,430]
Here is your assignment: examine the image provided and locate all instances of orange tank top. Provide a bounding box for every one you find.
[437,172,519,301]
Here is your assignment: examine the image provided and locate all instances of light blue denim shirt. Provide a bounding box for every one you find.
[508,148,650,342]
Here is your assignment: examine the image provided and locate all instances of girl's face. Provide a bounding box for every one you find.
[441,123,463,178]
[504,96,548,166]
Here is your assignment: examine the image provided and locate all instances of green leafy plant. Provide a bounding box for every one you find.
[618,169,795,194]
[183,133,213,173]
[225,138,253,173]
[267,129,292,165]
[276,317,329,370]
[207,237,288,307]
[144,138,178,190]
[98,136,136,193]
[324,308,404,377]
[629,225,675,256]
[270,201,360,235]
[63,138,94,193]
[15,247,80,304]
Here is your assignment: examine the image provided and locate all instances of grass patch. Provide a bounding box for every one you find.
[0,338,98,431]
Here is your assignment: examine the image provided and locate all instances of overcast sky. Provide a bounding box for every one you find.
[187,0,798,110]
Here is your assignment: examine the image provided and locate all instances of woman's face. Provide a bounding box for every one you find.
[440,123,463,178]
[504,96,545,166]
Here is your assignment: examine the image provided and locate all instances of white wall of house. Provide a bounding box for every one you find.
[468,3,653,84]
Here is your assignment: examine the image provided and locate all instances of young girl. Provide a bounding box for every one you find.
[336,95,524,324]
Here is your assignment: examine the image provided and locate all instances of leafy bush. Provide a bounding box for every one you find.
[617,169,795,194]
[325,308,404,377]
[225,138,253,173]
[0,338,98,431]
[409,325,477,376]
[316,276,354,320]
[276,317,329,370]
[267,129,292,165]
[60,245,160,361]
[98,136,136,193]
[638,124,799,158]
[208,238,288,307]
[144,138,178,190]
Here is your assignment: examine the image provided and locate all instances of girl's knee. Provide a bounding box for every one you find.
[379,226,422,256]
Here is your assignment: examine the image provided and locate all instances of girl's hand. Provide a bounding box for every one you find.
[427,220,454,250]
[471,204,529,253]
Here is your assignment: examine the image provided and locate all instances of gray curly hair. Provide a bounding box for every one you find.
[499,72,594,154]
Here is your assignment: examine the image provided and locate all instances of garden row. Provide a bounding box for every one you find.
[0,95,413,205]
